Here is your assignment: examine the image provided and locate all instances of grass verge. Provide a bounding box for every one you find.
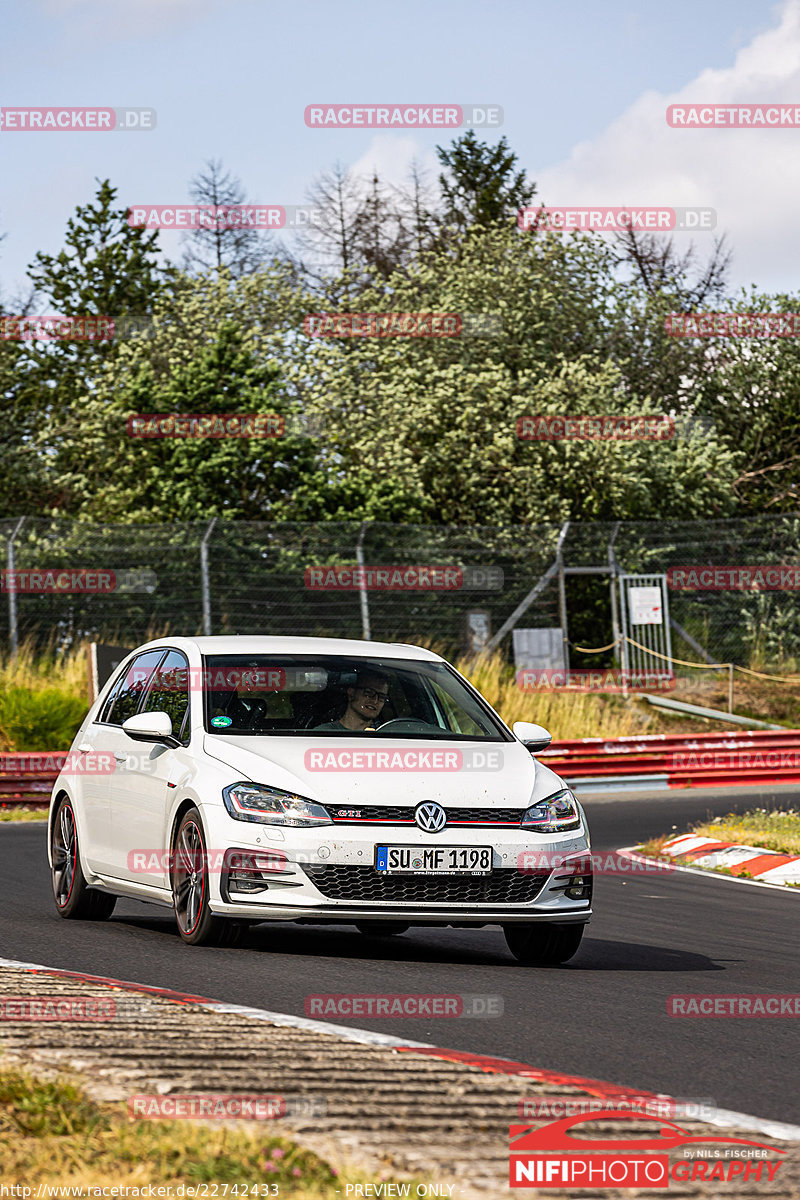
[0,1059,421,1194]
[690,807,800,855]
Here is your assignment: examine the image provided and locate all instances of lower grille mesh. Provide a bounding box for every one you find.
[303,865,549,904]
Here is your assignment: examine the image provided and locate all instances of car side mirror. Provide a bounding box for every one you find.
[512,721,553,752]
[122,712,180,747]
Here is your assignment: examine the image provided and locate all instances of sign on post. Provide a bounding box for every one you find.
[512,628,566,670]
[628,586,663,625]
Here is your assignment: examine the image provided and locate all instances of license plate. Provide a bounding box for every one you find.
[376,846,492,875]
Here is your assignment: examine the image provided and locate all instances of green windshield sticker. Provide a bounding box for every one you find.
[211,715,232,728]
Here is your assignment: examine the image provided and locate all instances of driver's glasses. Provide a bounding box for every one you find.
[359,687,389,703]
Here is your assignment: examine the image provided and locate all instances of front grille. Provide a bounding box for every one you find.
[303,865,549,904]
[328,805,524,826]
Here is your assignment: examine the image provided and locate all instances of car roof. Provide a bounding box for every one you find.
[125,635,445,662]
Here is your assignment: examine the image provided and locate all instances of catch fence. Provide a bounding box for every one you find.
[1,515,800,670]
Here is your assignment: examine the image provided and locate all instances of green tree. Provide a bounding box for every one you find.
[695,289,800,512]
[287,226,740,524]
[8,181,167,514]
[45,270,325,522]
[27,178,164,333]
[436,131,536,234]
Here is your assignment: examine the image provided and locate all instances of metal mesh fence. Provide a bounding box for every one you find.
[1,515,800,667]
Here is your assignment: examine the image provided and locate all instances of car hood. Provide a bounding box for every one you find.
[203,734,566,808]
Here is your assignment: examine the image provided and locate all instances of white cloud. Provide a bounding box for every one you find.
[536,0,800,294]
[348,135,440,195]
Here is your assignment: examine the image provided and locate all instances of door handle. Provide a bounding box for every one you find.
[113,750,128,762]
[78,743,94,753]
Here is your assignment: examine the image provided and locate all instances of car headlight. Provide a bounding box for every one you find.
[522,788,582,832]
[223,782,332,826]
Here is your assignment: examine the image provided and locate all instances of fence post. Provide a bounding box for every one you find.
[608,522,621,668]
[7,517,26,657]
[200,518,217,636]
[556,521,570,667]
[356,520,371,640]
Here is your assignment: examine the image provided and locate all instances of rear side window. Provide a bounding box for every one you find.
[101,650,166,726]
[143,650,190,739]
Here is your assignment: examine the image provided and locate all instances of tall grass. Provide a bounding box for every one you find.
[0,642,88,751]
[453,648,648,740]
[0,641,87,699]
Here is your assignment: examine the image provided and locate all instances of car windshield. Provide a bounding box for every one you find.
[201,654,509,740]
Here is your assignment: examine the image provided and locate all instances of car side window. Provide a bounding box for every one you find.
[102,650,166,727]
[143,650,191,740]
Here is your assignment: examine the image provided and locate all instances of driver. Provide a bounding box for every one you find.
[315,669,390,731]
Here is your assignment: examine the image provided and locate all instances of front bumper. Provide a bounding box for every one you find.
[202,807,593,924]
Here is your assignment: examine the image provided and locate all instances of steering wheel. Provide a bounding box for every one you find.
[375,718,441,734]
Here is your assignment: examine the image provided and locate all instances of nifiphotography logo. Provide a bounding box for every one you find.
[509,1110,785,1188]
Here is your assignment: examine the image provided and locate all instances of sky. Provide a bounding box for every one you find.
[0,0,798,299]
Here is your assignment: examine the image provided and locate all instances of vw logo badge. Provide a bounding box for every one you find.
[415,802,447,833]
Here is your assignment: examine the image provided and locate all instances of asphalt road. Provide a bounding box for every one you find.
[2,786,798,1125]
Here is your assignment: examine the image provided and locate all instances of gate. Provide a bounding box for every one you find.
[618,574,672,676]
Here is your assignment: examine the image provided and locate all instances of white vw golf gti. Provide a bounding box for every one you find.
[48,637,592,964]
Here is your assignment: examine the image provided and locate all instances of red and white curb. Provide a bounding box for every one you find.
[1,956,799,1143]
[660,835,800,885]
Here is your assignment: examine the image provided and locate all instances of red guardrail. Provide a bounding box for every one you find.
[0,753,66,809]
[543,729,800,789]
[540,729,800,756]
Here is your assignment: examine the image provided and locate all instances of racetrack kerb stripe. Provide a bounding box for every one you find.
[2,955,800,1143]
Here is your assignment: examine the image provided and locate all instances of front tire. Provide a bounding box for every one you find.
[171,807,245,947]
[503,922,585,965]
[51,798,116,920]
